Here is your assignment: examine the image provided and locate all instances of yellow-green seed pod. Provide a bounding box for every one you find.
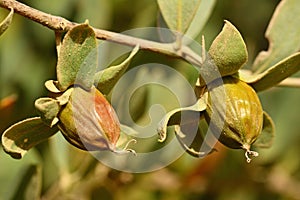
[57,86,120,151]
[204,76,263,162]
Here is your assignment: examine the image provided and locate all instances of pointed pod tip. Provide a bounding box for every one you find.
[84,19,90,25]
[244,149,259,163]
[113,139,137,155]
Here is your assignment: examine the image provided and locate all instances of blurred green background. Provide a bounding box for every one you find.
[2,0,300,199]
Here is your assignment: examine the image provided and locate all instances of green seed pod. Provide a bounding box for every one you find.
[57,86,121,151]
[204,76,263,162]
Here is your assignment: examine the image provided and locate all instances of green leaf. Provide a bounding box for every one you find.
[2,117,58,159]
[157,0,202,34]
[185,0,216,40]
[10,164,42,200]
[253,112,275,148]
[129,85,149,122]
[174,124,216,158]
[94,45,139,94]
[0,8,13,36]
[253,0,300,73]
[157,93,207,143]
[237,52,300,91]
[56,23,97,91]
[207,20,248,79]
[34,98,60,127]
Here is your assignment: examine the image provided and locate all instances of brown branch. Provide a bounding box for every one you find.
[278,77,300,88]
[0,0,202,66]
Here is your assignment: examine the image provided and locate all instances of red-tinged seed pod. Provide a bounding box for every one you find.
[57,86,120,151]
[204,76,263,162]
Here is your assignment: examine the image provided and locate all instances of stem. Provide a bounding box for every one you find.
[278,77,300,88]
[0,0,202,66]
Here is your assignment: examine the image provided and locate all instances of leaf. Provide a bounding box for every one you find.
[94,45,139,95]
[44,80,61,93]
[34,97,60,127]
[237,52,300,91]
[206,20,248,79]
[56,23,97,91]
[174,124,216,158]
[0,8,13,36]
[157,94,207,142]
[253,0,300,73]
[157,0,202,34]
[2,117,59,159]
[10,164,42,200]
[253,112,275,148]
[184,0,216,40]
[129,85,149,122]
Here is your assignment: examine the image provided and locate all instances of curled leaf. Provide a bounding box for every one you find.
[174,124,216,158]
[253,0,300,73]
[0,7,13,36]
[44,80,61,93]
[157,94,207,142]
[237,52,300,91]
[2,117,58,159]
[253,112,275,148]
[94,45,139,94]
[56,23,97,91]
[35,98,60,127]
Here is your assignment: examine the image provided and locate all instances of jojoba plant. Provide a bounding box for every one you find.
[1,0,300,166]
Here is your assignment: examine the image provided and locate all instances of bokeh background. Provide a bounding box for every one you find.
[2,0,300,199]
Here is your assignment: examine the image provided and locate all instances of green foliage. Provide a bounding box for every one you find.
[157,0,201,34]
[253,0,300,73]
[2,117,58,159]
[157,93,207,143]
[56,22,97,91]
[94,45,139,95]
[253,112,275,149]
[239,52,300,91]
[1,0,300,199]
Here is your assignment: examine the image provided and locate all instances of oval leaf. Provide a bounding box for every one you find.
[207,20,248,78]
[157,0,202,34]
[94,45,139,94]
[238,52,300,91]
[56,23,97,91]
[253,112,275,148]
[184,0,216,40]
[2,117,58,159]
[0,8,13,36]
[253,0,300,73]
[157,94,207,142]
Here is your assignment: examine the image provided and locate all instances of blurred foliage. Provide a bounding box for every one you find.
[1,0,300,200]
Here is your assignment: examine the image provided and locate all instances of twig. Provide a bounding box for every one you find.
[0,0,202,66]
[278,77,300,88]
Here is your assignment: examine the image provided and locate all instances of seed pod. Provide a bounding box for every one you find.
[57,86,120,151]
[204,76,263,162]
